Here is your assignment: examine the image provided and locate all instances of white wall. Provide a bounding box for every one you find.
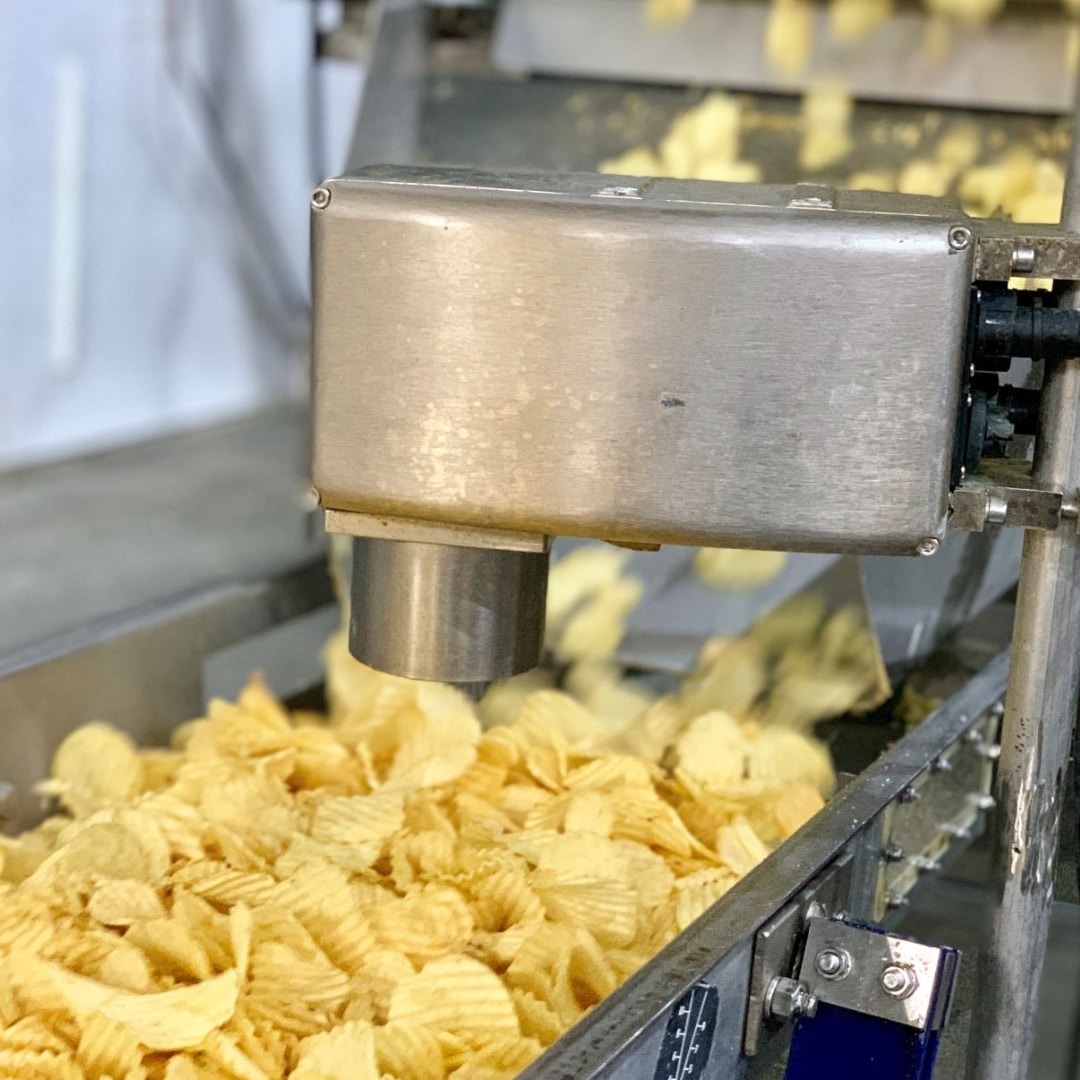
[0,0,362,466]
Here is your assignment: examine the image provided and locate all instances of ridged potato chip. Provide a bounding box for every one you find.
[293,1019,378,1080]
[46,724,143,819]
[388,955,519,1043]
[374,1021,444,1080]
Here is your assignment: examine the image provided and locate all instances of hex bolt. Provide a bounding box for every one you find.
[909,854,941,874]
[815,947,852,981]
[916,537,940,557]
[949,225,973,251]
[311,186,332,210]
[881,964,919,999]
[882,842,905,863]
[899,784,922,804]
[941,822,973,841]
[764,976,819,1021]
[930,756,953,774]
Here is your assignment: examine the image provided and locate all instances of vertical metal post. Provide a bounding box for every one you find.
[967,78,1080,1080]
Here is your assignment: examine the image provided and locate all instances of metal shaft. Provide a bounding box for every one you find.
[349,536,549,683]
[967,77,1080,1080]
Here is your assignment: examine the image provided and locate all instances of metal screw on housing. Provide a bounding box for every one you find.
[916,537,940,557]
[949,225,973,251]
[312,187,332,210]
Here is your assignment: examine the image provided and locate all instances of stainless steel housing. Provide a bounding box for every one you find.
[312,168,973,558]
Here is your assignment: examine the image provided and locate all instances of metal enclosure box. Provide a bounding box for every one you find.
[312,168,972,555]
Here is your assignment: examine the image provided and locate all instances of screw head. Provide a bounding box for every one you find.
[815,947,852,980]
[916,537,939,557]
[881,964,919,999]
[948,225,972,251]
[311,186,332,210]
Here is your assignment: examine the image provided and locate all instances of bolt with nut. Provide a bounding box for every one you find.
[815,946,852,981]
[881,964,919,999]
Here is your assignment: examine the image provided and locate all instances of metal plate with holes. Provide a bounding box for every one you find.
[799,918,959,1031]
[875,707,1001,919]
[313,167,972,555]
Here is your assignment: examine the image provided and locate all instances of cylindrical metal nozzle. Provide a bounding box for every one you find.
[349,537,549,683]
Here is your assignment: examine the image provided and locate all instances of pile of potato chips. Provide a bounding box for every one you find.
[0,568,862,1080]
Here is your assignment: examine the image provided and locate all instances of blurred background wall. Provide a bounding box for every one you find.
[0,0,362,468]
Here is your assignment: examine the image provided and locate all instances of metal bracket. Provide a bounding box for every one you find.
[974,226,1080,283]
[949,476,1080,534]
[742,853,854,1055]
[798,919,959,1032]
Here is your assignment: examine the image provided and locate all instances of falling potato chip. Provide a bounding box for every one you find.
[388,955,520,1043]
[692,548,787,591]
[674,711,749,792]
[545,545,633,630]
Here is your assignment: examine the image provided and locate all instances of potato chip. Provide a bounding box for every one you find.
[673,711,749,793]
[124,915,212,981]
[388,955,520,1043]
[510,987,562,1047]
[545,545,632,629]
[772,784,826,839]
[674,867,739,931]
[45,724,143,819]
[547,929,618,1026]
[309,792,405,864]
[374,1021,444,1080]
[534,876,638,948]
[0,1015,71,1056]
[21,957,238,1051]
[0,1047,84,1080]
[170,863,277,909]
[31,822,161,889]
[292,1019,378,1080]
[201,1029,274,1080]
[88,880,165,928]
[716,816,772,877]
[386,708,480,789]
[371,885,474,965]
[554,577,644,664]
[692,548,787,590]
[76,1010,144,1080]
